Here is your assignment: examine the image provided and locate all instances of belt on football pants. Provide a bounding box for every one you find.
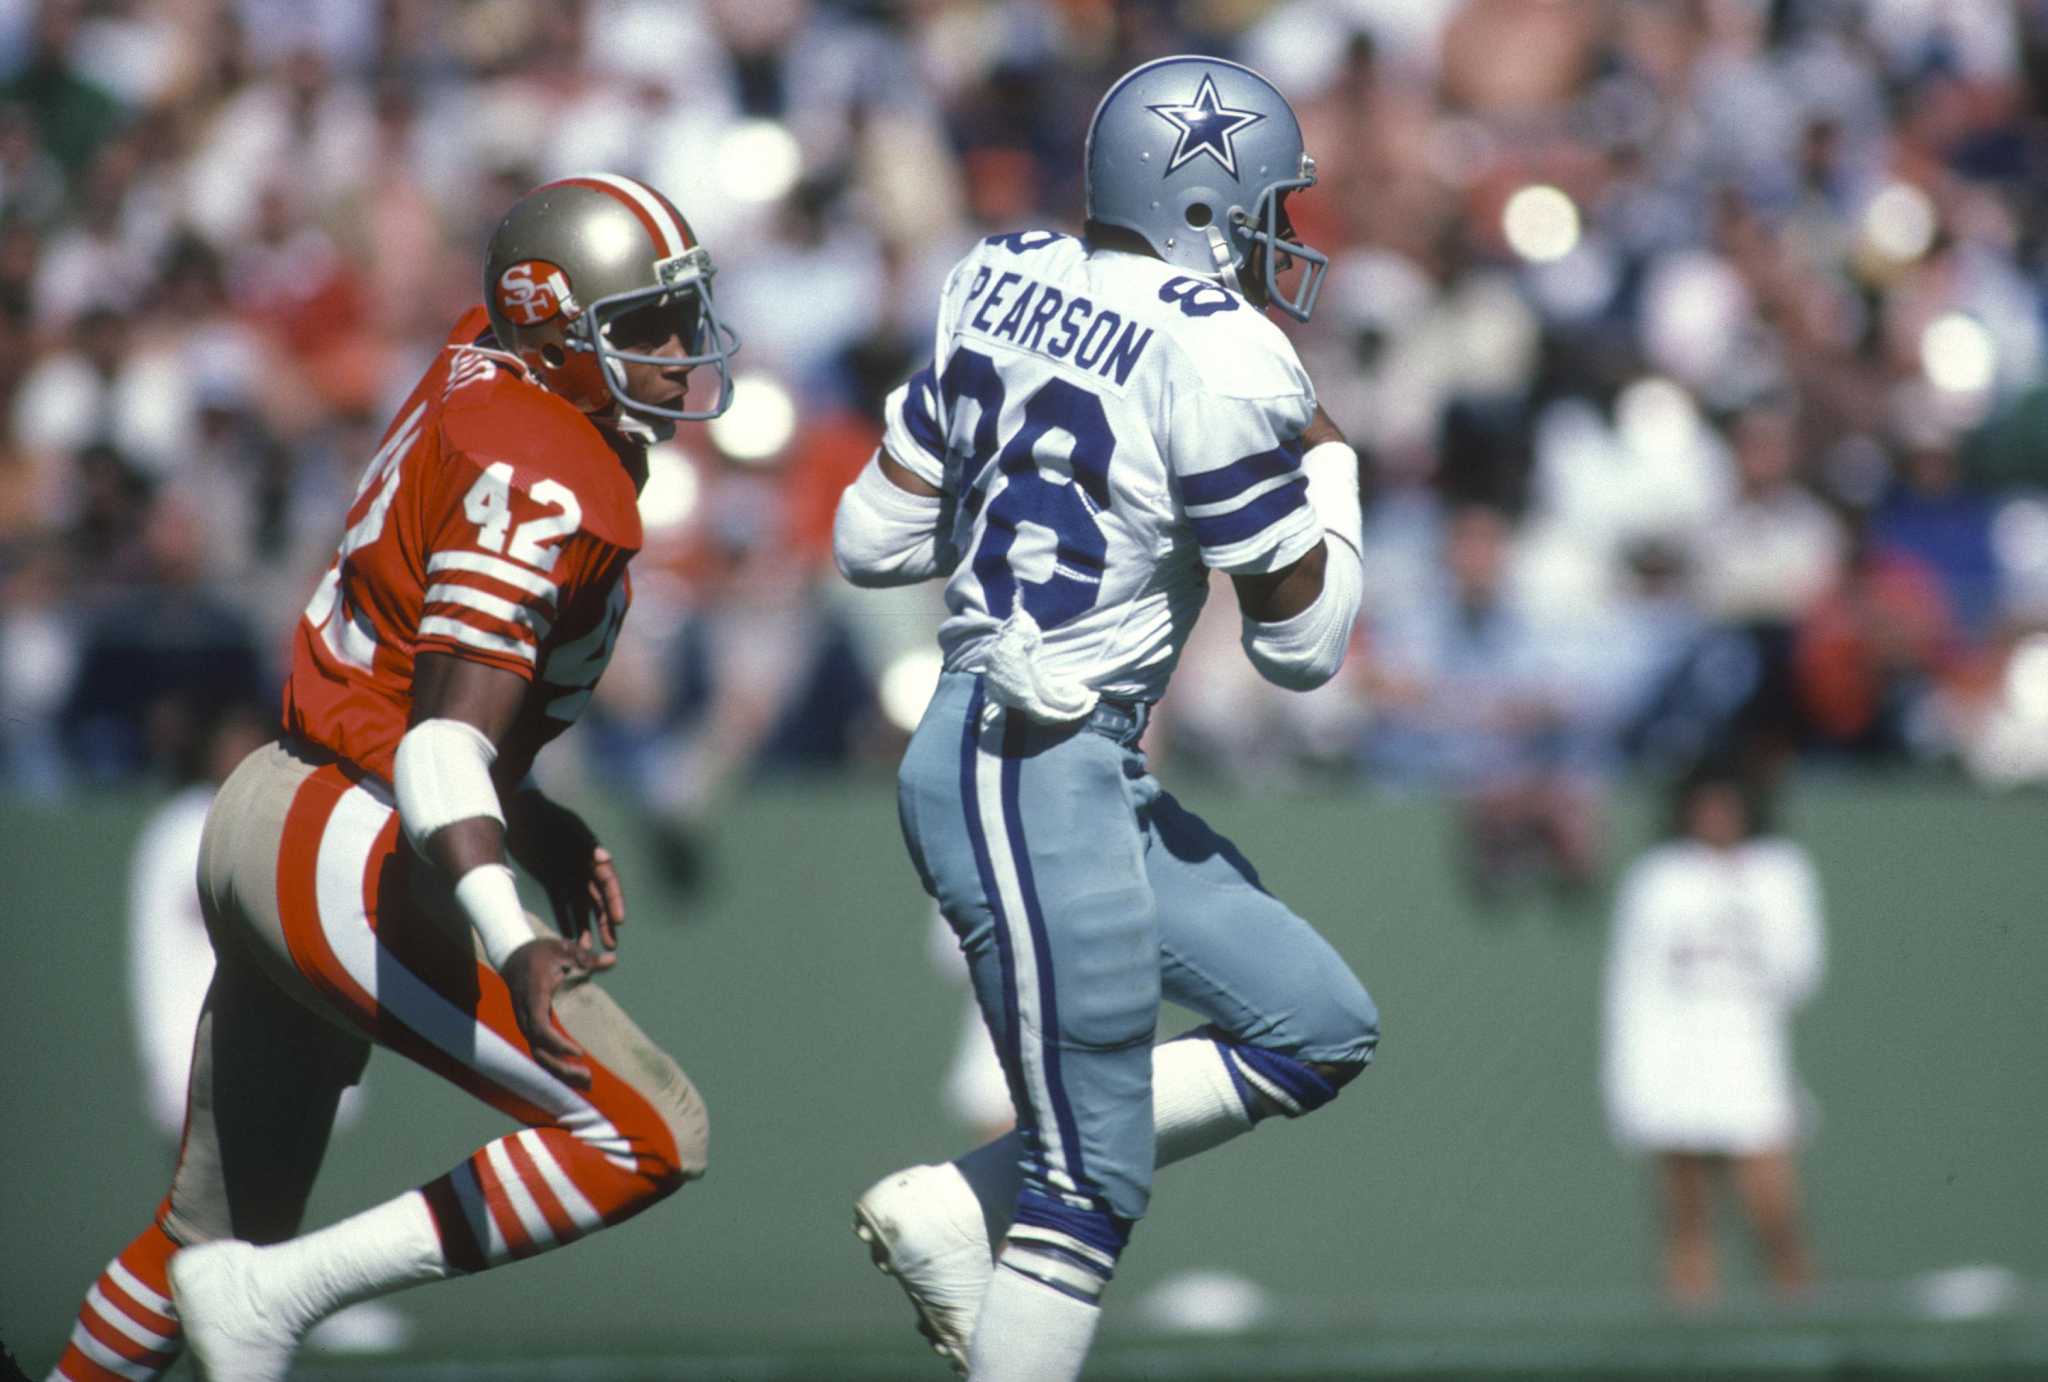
[1082,696,1150,747]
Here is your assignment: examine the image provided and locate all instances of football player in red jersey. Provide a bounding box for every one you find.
[50,173,739,1382]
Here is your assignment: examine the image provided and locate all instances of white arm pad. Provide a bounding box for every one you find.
[1301,440,1364,560]
[834,451,945,588]
[1241,529,1364,691]
[453,862,535,969]
[393,717,503,851]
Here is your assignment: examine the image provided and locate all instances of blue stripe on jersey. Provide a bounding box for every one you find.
[1001,713,1089,1189]
[1190,476,1309,550]
[901,364,945,459]
[960,679,1024,1099]
[1179,442,1302,507]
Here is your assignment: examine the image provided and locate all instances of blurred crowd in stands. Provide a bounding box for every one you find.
[5,0,2048,886]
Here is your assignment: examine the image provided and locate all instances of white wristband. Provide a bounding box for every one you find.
[453,863,533,970]
[1300,440,1363,559]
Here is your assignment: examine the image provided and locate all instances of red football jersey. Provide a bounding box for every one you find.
[284,307,642,784]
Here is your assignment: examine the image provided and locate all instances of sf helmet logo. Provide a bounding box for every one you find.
[497,259,575,326]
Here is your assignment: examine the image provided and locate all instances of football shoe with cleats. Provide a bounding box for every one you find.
[853,1163,993,1376]
[170,1240,309,1382]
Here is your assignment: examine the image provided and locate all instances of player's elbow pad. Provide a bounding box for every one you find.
[1241,534,1363,691]
[834,452,945,588]
[393,717,504,852]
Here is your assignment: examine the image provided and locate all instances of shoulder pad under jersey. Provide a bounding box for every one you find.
[440,367,642,555]
[1107,252,1309,402]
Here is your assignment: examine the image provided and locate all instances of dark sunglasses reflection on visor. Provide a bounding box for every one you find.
[604,294,704,352]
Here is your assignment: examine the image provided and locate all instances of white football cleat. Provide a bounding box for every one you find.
[170,1240,307,1382]
[853,1163,993,1376]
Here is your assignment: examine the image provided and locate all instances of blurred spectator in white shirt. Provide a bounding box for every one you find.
[1602,765,1824,1308]
[1692,401,1846,625]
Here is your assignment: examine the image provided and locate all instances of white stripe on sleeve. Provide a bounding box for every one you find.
[427,551,559,602]
[423,583,552,639]
[417,616,537,663]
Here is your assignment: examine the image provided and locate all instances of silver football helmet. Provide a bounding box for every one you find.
[483,173,738,423]
[1084,56,1328,322]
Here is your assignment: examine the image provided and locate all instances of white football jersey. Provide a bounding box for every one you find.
[883,230,1320,702]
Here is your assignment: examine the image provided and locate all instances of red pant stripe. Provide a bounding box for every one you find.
[271,771,584,1128]
[278,772,685,1181]
[152,765,685,1291]
[273,766,378,1021]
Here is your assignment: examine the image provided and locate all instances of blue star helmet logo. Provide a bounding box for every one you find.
[1147,74,1266,179]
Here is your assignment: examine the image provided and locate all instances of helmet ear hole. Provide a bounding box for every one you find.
[1185,202,1213,229]
[540,343,565,368]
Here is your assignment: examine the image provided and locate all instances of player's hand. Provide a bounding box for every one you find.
[506,790,628,954]
[499,936,614,1089]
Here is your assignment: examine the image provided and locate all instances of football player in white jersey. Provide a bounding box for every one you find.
[833,56,1380,1380]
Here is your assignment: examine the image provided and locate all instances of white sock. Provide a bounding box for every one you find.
[951,1034,1256,1248]
[257,1190,449,1329]
[966,1256,1101,1382]
[1152,1033,1256,1163]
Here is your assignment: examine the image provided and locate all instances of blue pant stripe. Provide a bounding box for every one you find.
[1213,1039,1259,1118]
[1227,1042,1340,1117]
[960,679,1024,1099]
[1000,713,1088,1190]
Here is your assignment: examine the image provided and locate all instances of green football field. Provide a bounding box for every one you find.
[4,774,2043,1379]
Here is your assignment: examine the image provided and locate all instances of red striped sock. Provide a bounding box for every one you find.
[420,1127,668,1272]
[51,1222,183,1381]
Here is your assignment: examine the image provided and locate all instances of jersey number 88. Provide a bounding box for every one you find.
[941,346,1116,632]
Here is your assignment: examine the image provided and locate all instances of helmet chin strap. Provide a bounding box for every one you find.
[1202,224,1245,295]
[608,410,674,445]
